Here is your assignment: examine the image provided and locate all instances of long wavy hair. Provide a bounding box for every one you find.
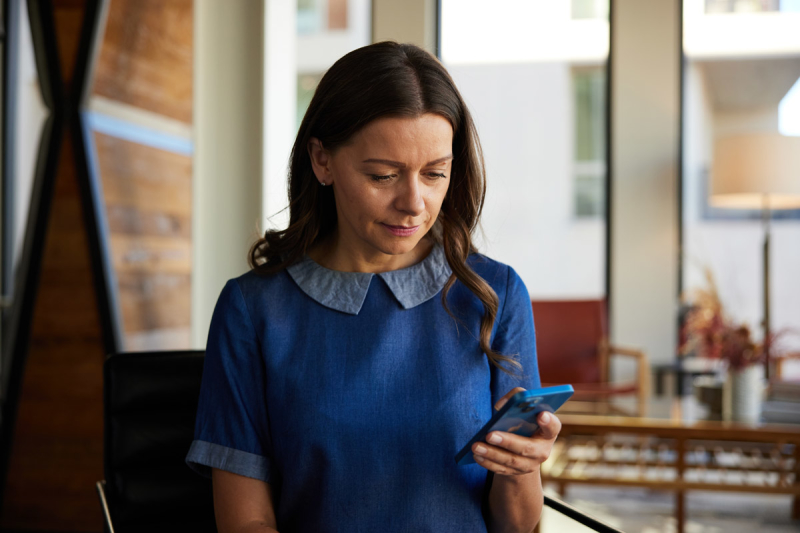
[249,41,519,373]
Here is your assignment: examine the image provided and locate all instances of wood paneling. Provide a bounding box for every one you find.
[93,132,192,338]
[1,134,105,532]
[109,234,191,274]
[52,0,86,85]
[107,204,191,239]
[89,0,194,347]
[93,131,192,215]
[117,272,191,332]
[92,0,193,123]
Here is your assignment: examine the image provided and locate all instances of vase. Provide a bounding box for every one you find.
[723,365,764,424]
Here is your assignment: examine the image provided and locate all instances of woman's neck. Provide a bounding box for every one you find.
[307,234,434,274]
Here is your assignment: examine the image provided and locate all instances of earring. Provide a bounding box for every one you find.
[320,181,326,186]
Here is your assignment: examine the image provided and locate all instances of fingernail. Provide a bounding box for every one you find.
[488,433,503,444]
[475,444,488,455]
[540,412,551,424]
[474,455,485,463]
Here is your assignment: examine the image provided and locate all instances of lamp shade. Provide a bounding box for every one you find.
[711,133,800,210]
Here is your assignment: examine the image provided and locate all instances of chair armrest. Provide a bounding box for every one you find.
[96,480,116,533]
[607,344,646,360]
[605,343,650,417]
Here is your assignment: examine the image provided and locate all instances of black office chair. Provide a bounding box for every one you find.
[97,350,622,533]
[96,350,216,533]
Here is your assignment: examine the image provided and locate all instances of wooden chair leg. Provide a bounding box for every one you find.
[675,490,685,533]
[637,359,650,418]
[794,445,800,520]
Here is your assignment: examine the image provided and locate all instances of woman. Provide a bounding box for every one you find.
[186,41,561,533]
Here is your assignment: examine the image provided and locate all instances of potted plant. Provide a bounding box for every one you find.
[679,270,767,423]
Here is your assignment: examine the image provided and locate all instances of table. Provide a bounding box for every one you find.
[541,413,800,533]
[652,357,724,396]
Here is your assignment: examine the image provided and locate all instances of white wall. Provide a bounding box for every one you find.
[448,62,606,299]
[441,0,608,65]
[192,0,266,348]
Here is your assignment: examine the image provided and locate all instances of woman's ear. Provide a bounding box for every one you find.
[308,138,333,186]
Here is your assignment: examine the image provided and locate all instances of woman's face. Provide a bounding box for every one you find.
[309,113,453,272]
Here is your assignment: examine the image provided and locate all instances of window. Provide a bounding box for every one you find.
[682,0,800,350]
[440,0,609,299]
[573,68,606,218]
[296,0,370,129]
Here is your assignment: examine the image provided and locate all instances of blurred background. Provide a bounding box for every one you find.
[0,0,799,532]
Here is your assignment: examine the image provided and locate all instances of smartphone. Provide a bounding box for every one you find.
[455,384,574,466]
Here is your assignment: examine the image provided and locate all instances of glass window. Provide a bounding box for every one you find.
[298,0,349,34]
[573,67,606,218]
[682,0,800,355]
[5,0,48,300]
[571,0,609,19]
[88,0,194,351]
[440,1,609,299]
[704,0,780,14]
[296,0,370,129]
[778,76,800,135]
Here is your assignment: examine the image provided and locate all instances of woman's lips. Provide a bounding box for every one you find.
[382,224,420,237]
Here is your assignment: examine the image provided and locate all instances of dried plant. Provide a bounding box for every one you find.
[680,268,765,371]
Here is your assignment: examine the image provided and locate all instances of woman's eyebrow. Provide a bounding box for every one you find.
[361,154,453,168]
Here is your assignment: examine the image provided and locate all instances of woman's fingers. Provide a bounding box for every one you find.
[472,450,530,476]
[472,433,549,468]
[534,411,562,440]
[471,412,562,474]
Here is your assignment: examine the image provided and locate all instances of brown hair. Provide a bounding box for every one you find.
[249,41,519,374]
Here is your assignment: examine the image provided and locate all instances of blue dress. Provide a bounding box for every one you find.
[186,245,540,532]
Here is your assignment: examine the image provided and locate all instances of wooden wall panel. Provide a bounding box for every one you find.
[117,272,191,332]
[93,132,192,342]
[93,132,192,216]
[52,0,86,85]
[91,0,194,351]
[92,0,193,123]
[1,135,105,532]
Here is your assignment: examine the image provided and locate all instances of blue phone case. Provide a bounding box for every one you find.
[455,384,574,466]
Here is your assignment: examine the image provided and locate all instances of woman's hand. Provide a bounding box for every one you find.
[479,387,561,532]
[472,386,562,476]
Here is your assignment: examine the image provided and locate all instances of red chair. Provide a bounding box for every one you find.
[532,299,650,417]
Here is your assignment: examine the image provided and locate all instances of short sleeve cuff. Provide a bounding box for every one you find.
[186,440,273,483]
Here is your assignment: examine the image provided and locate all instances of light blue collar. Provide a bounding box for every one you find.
[286,245,452,315]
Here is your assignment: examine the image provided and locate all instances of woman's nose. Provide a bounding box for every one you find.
[395,175,426,215]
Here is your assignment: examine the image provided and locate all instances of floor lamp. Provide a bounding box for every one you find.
[711,133,800,380]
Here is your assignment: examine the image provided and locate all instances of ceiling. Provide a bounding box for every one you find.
[698,56,800,111]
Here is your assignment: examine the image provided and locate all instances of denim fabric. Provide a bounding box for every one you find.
[285,244,452,314]
[186,248,540,532]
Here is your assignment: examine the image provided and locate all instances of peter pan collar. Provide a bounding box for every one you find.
[286,244,452,315]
